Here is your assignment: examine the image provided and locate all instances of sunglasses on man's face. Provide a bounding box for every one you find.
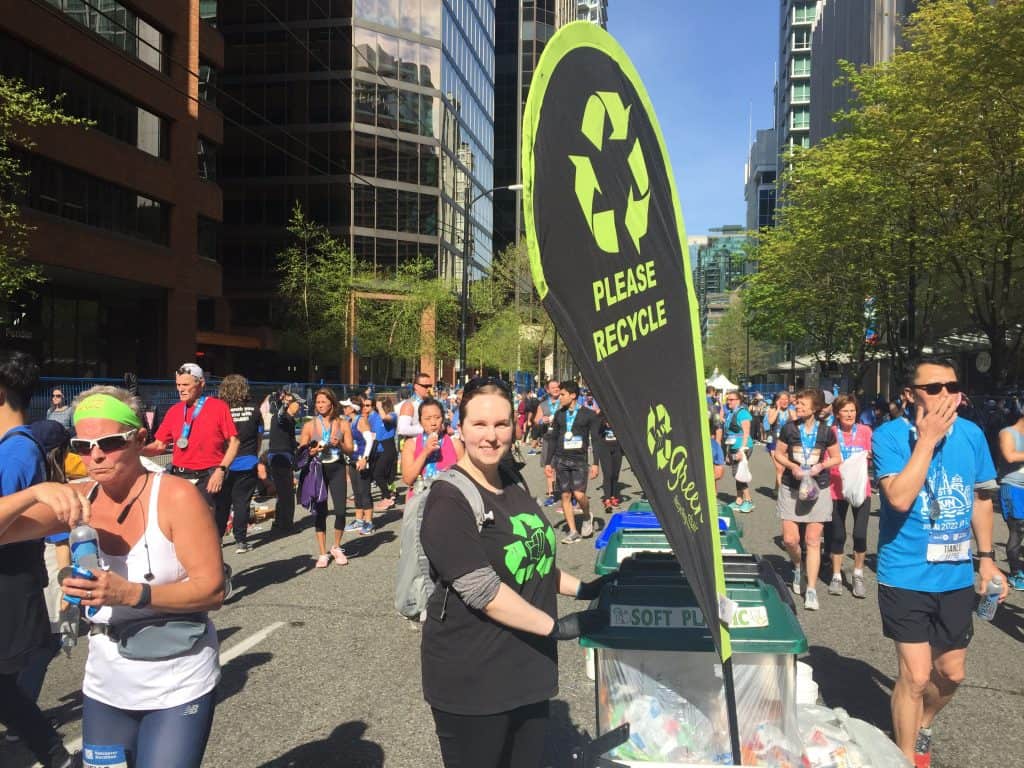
[70,429,138,455]
[912,381,960,396]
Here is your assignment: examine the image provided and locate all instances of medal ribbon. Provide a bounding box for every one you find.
[180,396,207,444]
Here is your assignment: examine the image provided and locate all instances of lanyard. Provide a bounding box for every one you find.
[181,396,207,441]
[317,415,333,444]
[565,404,580,435]
[836,425,858,460]
[799,421,818,468]
[547,396,559,416]
[909,421,946,522]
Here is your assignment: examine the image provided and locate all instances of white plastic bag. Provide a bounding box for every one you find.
[798,473,819,502]
[839,451,869,508]
[735,451,752,484]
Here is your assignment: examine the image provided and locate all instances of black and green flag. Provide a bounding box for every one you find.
[522,22,731,662]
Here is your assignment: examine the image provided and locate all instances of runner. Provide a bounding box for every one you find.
[534,380,562,506]
[596,413,623,510]
[218,375,263,554]
[400,397,463,498]
[298,389,354,568]
[873,357,1006,766]
[396,372,433,440]
[767,391,796,495]
[997,408,1024,590]
[828,394,872,598]
[266,389,302,534]
[371,397,398,511]
[344,396,376,536]
[723,391,754,512]
[45,388,73,431]
[774,388,842,610]
[144,364,239,536]
[544,382,602,543]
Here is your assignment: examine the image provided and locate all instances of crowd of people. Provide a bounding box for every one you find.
[1,348,1019,768]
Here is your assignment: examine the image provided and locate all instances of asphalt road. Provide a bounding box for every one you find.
[2,445,1021,767]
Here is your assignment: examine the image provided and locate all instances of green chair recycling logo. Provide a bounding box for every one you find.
[569,91,650,254]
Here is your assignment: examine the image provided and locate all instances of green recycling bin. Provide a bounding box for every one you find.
[581,553,807,765]
[627,500,743,538]
[595,528,745,576]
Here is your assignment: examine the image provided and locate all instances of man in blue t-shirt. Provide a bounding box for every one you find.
[0,351,73,767]
[872,357,1006,768]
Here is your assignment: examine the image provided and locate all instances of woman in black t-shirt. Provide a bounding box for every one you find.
[419,378,608,768]
[219,375,264,550]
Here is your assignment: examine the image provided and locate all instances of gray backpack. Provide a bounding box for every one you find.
[394,469,486,619]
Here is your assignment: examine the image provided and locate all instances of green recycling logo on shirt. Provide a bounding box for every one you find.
[568,91,650,254]
[504,512,556,585]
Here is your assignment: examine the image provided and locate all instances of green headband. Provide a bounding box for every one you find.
[72,394,143,429]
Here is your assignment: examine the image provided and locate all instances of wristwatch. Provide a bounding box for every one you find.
[215,465,228,473]
[132,582,152,609]
[975,551,996,559]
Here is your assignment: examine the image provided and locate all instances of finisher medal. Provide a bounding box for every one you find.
[177,436,189,449]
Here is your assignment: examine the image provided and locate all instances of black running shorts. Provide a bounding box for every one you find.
[878,584,975,651]
[553,456,589,494]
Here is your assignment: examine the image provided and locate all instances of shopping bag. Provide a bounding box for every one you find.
[735,452,752,484]
[839,451,869,508]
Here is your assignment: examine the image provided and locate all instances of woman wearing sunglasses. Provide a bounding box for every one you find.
[1,386,224,767]
[419,378,606,768]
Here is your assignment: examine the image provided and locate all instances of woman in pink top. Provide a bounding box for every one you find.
[828,394,873,598]
[401,397,464,498]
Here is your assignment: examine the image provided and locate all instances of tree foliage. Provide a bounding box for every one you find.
[0,76,90,300]
[705,294,773,382]
[748,0,1024,385]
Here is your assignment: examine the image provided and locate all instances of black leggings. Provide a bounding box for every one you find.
[598,442,622,499]
[431,700,549,768]
[224,467,260,544]
[1006,518,1024,573]
[0,672,62,764]
[831,498,871,555]
[269,453,296,530]
[312,461,348,533]
[371,438,397,499]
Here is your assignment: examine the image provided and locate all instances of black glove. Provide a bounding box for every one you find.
[548,609,608,641]
[575,573,614,601]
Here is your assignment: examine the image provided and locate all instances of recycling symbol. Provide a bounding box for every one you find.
[569,91,650,254]
[647,403,672,470]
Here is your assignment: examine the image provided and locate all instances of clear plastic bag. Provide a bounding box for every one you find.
[735,452,752,484]
[839,451,869,508]
[798,473,819,502]
[797,703,911,768]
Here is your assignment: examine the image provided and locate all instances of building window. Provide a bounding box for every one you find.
[791,82,810,103]
[198,62,217,105]
[198,216,219,262]
[46,0,166,73]
[793,2,816,24]
[21,153,169,245]
[792,54,811,77]
[199,0,218,26]
[793,28,811,51]
[790,107,810,130]
[757,188,776,229]
[198,139,218,181]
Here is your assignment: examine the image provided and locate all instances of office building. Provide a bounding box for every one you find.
[744,128,777,231]
[810,0,917,143]
[217,1,495,378]
[555,0,608,27]
[776,1,821,157]
[693,226,751,342]
[0,0,224,376]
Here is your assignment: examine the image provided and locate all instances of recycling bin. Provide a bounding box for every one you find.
[595,529,745,575]
[581,553,807,766]
[619,502,743,539]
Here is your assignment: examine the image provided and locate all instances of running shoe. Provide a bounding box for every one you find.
[373,497,394,511]
[738,500,755,513]
[580,518,594,539]
[315,553,330,568]
[610,496,621,507]
[542,495,557,507]
[1008,570,1024,591]
[804,588,819,611]
[828,575,843,596]
[562,531,582,544]
[792,565,803,596]
[330,546,348,566]
[852,573,867,598]
[235,542,252,554]
[914,727,932,768]
[360,521,375,536]
[344,520,363,532]
[602,498,613,509]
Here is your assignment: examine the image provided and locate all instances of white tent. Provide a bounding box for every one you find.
[705,369,739,392]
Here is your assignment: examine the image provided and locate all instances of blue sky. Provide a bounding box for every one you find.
[609,2,779,236]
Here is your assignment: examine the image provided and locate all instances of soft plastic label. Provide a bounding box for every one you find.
[609,603,769,629]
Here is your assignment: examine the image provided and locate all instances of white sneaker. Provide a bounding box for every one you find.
[580,517,594,538]
[804,588,819,611]
[792,566,802,596]
[828,575,843,596]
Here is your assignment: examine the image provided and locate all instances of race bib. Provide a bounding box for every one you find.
[926,527,971,562]
[563,433,583,450]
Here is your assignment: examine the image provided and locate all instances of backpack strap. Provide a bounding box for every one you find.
[435,468,487,531]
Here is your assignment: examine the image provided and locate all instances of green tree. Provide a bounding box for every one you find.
[705,294,772,382]
[276,204,358,380]
[0,76,89,300]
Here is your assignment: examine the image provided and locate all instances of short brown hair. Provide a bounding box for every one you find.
[832,394,858,416]
[796,388,824,412]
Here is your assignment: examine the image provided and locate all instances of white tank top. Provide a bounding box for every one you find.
[83,472,220,710]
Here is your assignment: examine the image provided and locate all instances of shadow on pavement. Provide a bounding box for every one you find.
[344,531,396,559]
[369,509,403,531]
[215,625,243,647]
[990,598,1024,642]
[217,652,272,706]
[225,554,316,604]
[257,720,384,767]
[544,698,591,768]
[805,645,894,733]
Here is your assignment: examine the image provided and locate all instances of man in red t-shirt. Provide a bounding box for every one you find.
[144,363,239,534]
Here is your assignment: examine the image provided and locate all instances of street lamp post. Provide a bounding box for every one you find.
[458,182,522,385]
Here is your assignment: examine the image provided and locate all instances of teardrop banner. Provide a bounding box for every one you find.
[522,22,731,663]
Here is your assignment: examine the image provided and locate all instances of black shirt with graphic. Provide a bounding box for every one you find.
[778,420,836,489]
[229,405,262,458]
[548,404,603,463]
[420,466,558,715]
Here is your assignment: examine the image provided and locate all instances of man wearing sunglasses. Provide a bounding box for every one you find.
[872,356,1006,768]
[144,364,239,533]
[0,351,74,768]
[396,372,434,440]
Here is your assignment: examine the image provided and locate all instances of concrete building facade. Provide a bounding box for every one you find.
[1,0,224,376]
[744,128,777,232]
[693,226,751,343]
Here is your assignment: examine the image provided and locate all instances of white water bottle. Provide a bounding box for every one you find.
[976,576,1002,621]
